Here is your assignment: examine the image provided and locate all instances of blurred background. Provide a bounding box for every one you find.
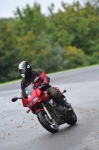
[0,0,99,83]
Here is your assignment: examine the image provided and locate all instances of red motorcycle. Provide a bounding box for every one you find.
[12,77,77,133]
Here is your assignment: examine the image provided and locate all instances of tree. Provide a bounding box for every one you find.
[0,20,19,82]
[14,3,47,36]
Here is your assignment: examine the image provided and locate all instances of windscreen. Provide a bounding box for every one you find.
[22,84,33,98]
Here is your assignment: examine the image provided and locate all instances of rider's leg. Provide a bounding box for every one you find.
[47,87,71,108]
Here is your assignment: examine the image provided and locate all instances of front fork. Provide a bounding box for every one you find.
[42,103,52,120]
[26,103,52,120]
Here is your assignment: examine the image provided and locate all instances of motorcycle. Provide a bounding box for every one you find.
[12,77,77,133]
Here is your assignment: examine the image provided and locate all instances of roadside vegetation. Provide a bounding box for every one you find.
[0,0,99,83]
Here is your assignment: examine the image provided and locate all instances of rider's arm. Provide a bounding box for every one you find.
[39,71,50,85]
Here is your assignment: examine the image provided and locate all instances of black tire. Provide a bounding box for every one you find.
[66,110,77,125]
[37,110,59,133]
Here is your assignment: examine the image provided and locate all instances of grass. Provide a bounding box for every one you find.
[0,78,21,86]
[0,63,99,86]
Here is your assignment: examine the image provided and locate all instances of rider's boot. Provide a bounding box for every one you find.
[61,96,71,109]
[47,87,71,109]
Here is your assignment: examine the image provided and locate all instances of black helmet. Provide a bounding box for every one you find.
[18,61,32,78]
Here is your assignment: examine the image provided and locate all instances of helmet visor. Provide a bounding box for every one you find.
[19,68,26,73]
[19,69,25,78]
[21,69,25,74]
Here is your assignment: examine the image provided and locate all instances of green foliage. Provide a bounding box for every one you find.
[0,1,99,82]
[0,20,19,82]
[35,43,67,73]
[14,3,46,36]
[66,48,89,68]
[89,52,99,64]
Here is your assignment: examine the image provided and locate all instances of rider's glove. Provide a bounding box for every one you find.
[11,97,18,102]
[38,82,46,90]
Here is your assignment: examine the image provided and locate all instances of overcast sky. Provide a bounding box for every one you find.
[0,0,84,18]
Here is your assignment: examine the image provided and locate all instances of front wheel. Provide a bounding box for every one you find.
[66,110,77,125]
[37,110,59,133]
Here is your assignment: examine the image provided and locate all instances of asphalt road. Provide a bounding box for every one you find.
[0,65,99,150]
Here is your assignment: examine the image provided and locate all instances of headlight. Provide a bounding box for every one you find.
[27,102,32,107]
[32,97,38,103]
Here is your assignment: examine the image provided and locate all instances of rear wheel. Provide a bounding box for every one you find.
[37,110,59,133]
[66,110,77,125]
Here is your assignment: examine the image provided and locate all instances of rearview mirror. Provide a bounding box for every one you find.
[11,97,18,102]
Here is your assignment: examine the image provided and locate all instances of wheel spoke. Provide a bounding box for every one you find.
[45,114,56,128]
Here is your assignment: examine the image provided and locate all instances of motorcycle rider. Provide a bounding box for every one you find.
[12,61,71,108]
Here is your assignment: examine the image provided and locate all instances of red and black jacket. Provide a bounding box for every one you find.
[21,70,50,90]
